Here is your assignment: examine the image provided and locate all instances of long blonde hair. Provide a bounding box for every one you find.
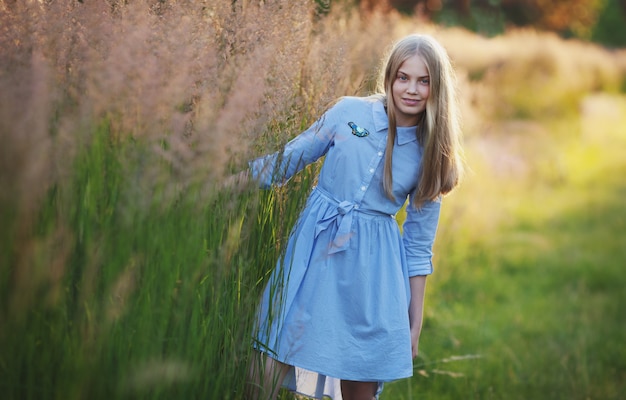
[379,34,463,207]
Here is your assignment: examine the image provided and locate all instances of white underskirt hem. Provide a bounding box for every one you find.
[282,367,383,400]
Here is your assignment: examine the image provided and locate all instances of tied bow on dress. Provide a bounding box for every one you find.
[315,198,356,254]
[313,187,391,255]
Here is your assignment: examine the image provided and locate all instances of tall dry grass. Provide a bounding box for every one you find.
[0,0,403,313]
[0,0,413,198]
[0,2,414,398]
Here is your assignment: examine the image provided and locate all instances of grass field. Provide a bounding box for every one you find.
[383,111,626,399]
[1,2,625,399]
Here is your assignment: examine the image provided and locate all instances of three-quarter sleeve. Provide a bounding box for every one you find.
[249,109,336,189]
[402,195,442,276]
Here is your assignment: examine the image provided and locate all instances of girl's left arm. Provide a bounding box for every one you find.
[409,275,427,359]
[402,197,441,276]
[402,196,441,358]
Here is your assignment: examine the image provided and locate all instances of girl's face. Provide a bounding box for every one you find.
[391,54,430,127]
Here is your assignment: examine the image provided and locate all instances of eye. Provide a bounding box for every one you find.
[419,77,430,85]
[397,74,408,81]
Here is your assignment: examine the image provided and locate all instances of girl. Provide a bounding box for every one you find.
[246,34,463,400]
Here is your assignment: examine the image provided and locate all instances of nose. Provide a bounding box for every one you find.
[407,81,419,94]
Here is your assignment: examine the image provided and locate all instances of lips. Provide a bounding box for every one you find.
[402,98,421,106]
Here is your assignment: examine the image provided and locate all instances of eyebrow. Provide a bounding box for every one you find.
[397,70,430,79]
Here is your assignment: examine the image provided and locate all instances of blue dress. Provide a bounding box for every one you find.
[250,96,441,397]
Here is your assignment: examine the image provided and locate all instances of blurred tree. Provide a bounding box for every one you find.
[432,0,506,36]
[359,0,393,14]
[389,0,422,13]
[501,0,605,38]
[591,0,626,47]
[330,0,626,46]
[314,0,333,16]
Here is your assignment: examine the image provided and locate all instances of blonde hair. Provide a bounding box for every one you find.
[378,34,463,207]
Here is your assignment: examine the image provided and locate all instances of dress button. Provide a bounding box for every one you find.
[369,168,375,173]
[377,151,383,156]
[360,186,366,191]
[354,204,360,209]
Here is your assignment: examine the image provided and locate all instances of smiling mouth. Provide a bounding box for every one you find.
[403,98,421,105]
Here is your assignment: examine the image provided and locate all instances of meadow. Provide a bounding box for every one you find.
[1,1,625,399]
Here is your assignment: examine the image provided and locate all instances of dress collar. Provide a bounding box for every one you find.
[372,99,418,145]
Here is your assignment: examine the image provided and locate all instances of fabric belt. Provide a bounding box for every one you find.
[313,186,392,254]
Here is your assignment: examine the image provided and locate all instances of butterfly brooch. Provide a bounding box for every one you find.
[348,122,369,137]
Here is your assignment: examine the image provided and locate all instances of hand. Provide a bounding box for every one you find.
[221,170,250,192]
[411,328,421,359]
